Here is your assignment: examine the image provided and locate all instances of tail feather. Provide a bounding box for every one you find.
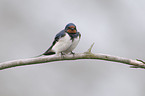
[32,49,55,58]
[43,51,55,55]
[43,49,55,55]
[33,44,56,58]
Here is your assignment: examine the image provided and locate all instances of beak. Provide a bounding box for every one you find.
[71,28,75,31]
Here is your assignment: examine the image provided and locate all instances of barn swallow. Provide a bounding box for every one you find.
[41,23,81,56]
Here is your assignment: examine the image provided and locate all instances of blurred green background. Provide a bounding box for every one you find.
[0,0,145,96]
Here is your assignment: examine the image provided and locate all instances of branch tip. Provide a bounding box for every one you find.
[130,65,145,69]
[130,66,139,68]
[136,59,145,64]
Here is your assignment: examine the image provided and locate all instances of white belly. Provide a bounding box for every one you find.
[64,36,80,53]
[52,33,72,54]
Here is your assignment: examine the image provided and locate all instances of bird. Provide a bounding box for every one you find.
[39,23,81,56]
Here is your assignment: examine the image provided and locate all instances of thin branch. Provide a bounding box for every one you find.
[0,44,145,70]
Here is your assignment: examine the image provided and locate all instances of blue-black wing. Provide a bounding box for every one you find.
[54,30,66,42]
[43,30,66,55]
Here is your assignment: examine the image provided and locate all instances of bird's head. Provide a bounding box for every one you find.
[65,23,77,34]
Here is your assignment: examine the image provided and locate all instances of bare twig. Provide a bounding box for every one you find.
[136,59,145,64]
[0,43,145,70]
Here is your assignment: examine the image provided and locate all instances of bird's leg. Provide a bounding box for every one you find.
[71,51,75,54]
[61,52,65,55]
[71,51,75,57]
[61,52,65,59]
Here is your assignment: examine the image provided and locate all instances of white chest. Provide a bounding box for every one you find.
[64,36,80,53]
[52,33,72,53]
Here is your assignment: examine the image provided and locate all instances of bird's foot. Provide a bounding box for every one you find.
[61,52,65,59]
